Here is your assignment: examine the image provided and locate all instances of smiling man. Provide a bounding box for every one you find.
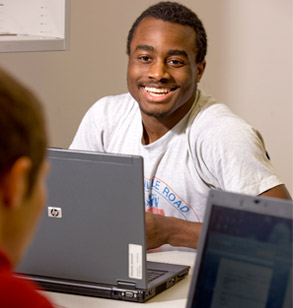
[70,2,291,250]
[127,16,205,145]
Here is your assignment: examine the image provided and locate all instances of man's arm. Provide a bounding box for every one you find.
[145,212,201,250]
[146,184,292,250]
[259,184,292,200]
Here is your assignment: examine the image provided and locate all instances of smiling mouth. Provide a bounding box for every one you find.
[143,86,177,97]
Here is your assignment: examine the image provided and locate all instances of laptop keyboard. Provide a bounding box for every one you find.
[147,269,166,283]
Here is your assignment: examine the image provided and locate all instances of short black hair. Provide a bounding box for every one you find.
[126,1,207,64]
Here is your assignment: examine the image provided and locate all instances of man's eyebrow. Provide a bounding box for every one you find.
[134,45,189,59]
[135,44,155,52]
[168,49,188,58]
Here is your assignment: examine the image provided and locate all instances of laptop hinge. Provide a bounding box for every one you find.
[117,280,136,289]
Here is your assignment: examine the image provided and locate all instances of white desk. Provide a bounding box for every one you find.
[42,250,196,308]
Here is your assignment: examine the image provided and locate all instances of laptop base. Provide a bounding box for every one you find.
[18,261,189,303]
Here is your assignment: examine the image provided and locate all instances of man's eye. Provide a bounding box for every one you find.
[168,59,184,67]
[138,56,151,62]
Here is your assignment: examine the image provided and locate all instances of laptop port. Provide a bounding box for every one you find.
[177,272,187,279]
[125,291,135,298]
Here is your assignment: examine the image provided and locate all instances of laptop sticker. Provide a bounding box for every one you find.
[128,244,142,280]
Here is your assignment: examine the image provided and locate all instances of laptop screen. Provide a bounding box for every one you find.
[189,205,292,308]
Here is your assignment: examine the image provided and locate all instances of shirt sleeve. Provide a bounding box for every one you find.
[194,115,283,195]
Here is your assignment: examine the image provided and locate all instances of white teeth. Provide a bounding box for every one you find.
[144,87,170,95]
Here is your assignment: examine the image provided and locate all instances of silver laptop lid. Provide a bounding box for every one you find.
[17,148,148,289]
[187,189,293,308]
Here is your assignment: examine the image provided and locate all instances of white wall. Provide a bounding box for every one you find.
[0,0,292,194]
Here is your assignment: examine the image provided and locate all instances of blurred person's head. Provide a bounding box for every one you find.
[0,68,49,266]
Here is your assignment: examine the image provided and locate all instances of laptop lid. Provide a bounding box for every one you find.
[16,148,189,302]
[17,148,148,287]
[187,189,292,308]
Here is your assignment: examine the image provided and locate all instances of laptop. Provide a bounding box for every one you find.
[186,189,293,308]
[16,148,189,303]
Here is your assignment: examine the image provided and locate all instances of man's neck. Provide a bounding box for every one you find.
[141,100,195,145]
[141,119,170,145]
[0,207,22,268]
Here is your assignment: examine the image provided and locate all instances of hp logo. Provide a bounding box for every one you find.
[48,207,62,218]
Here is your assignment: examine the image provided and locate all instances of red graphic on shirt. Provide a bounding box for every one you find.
[146,207,165,216]
[145,193,165,216]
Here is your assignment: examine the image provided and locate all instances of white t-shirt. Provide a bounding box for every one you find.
[70,90,282,222]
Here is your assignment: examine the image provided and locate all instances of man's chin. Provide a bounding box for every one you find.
[140,107,171,119]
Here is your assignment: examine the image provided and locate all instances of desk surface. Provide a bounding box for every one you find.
[42,250,196,308]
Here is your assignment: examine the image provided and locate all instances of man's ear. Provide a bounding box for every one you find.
[1,157,32,209]
[196,60,206,83]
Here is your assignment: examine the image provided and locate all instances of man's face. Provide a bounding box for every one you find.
[127,17,204,121]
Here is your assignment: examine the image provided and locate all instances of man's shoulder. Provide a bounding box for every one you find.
[92,92,137,111]
[194,91,239,121]
[188,90,254,141]
[82,92,140,132]
[192,91,243,124]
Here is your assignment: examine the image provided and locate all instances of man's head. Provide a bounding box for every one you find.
[0,68,48,266]
[127,1,207,64]
[127,2,207,128]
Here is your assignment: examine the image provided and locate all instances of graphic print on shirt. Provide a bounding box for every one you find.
[145,193,165,215]
[144,177,200,221]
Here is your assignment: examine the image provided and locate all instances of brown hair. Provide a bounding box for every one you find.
[0,68,47,196]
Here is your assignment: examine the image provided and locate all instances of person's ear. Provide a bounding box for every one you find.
[1,157,32,209]
[195,60,206,83]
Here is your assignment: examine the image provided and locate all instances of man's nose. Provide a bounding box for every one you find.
[148,60,170,81]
